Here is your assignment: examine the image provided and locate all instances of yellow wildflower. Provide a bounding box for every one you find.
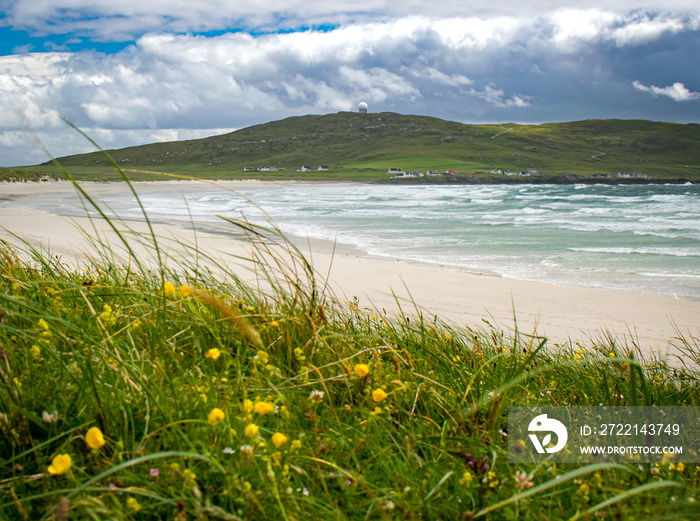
[178,285,193,297]
[99,304,116,326]
[573,354,581,360]
[244,423,260,438]
[208,408,225,426]
[269,321,279,328]
[244,399,254,414]
[354,364,370,378]
[38,318,50,330]
[126,497,142,512]
[291,439,302,451]
[47,454,72,475]
[30,345,42,360]
[85,427,106,450]
[272,432,288,448]
[254,401,275,415]
[205,348,221,361]
[677,463,686,473]
[372,388,388,403]
[162,282,176,297]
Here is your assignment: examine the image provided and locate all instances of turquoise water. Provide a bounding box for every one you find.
[35,183,700,300]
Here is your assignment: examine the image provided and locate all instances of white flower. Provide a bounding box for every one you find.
[223,447,235,454]
[309,390,324,403]
[42,410,59,423]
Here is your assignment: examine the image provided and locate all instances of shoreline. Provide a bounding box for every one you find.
[1,179,699,364]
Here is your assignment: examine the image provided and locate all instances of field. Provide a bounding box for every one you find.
[1,168,700,520]
[5,113,700,183]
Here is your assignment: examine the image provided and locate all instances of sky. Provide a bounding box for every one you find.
[1,0,699,167]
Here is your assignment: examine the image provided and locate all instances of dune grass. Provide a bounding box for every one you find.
[1,149,700,519]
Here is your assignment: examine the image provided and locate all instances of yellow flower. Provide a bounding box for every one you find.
[38,318,50,330]
[573,354,581,360]
[244,423,260,438]
[243,399,254,414]
[677,462,686,473]
[48,454,72,475]
[272,432,288,448]
[269,321,279,328]
[85,427,106,450]
[205,348,221,361]
[372,388,388,403]
[208,407,225,426]
[162,282,176,297]
[254,401,274,415]
[126,497,142,512]
[354,364,370,378]
[178,285,193,297]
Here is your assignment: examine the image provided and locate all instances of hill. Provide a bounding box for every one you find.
[11,112,700,182]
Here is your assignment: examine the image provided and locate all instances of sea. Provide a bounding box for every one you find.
[28,182,700,301]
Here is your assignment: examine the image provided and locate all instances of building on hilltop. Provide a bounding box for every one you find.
[358,101,368,113]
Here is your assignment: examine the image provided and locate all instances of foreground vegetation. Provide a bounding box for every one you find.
[2,171,700,520]
[9,113,700,182]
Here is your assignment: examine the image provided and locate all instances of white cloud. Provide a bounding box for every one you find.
[633,81,700,101]
[2,7,700,165]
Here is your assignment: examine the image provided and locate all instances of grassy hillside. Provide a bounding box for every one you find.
[12,112,700,182]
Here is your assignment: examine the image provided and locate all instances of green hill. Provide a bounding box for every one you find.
[11,112,700,182]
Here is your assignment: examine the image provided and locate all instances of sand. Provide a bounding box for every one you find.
[2,179,698,364]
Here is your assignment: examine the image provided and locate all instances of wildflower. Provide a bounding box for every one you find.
[222,447,235,454]
[573,353,581,360]
[372,388,388,403]
[293,348,306,361]
[269,321,279,328]
[677,463,686,473]
[240,445,254,455]
[244,423,260,438]
[272,432,288,448]
[354,364,370,378]
[254,401,275,415]
[482,471,499,489]
[178,285,192,297]
[30,345,42,360]
[183,469,197,483]
[291,439,302,451]
[514,470,534,490]
[42,410,59,423]
[48,454,72,475]
[150,468,160,477]
[126,497,141,512]
[309,390,324,403]
[459,471,474,487]
[243,399,254,414]
[38,318,50,331]
[255,350,269,365]
[162,282,176,297]
[205,348,221,361]
[99,304,116,326]
[444,332,452,340]
[208,408,225,426]
[85,427,106,450]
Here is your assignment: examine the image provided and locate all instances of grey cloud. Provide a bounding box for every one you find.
[2,10,700,166]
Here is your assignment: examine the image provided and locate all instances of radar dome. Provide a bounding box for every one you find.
[358,101,368,113]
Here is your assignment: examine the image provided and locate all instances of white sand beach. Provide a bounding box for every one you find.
[1,179,698,363]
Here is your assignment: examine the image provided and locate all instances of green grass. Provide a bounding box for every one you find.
[9,113,700,182]
[2,124,700,519]
[2,169,700,520]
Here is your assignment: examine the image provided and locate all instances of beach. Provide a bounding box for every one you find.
[1,179,698,363]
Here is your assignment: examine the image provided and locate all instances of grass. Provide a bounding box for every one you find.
[1,146,700,519]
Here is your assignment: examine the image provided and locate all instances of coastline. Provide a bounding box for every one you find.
[1,179,698,364]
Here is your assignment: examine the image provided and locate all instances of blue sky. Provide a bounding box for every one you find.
[1,0,699,166]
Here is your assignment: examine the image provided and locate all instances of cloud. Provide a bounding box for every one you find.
[633,81,700,101]
[2,7,700,165]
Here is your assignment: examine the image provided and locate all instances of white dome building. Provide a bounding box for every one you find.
[358,101,368,113]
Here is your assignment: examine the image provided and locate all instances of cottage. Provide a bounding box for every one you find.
[317,166,330,171]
